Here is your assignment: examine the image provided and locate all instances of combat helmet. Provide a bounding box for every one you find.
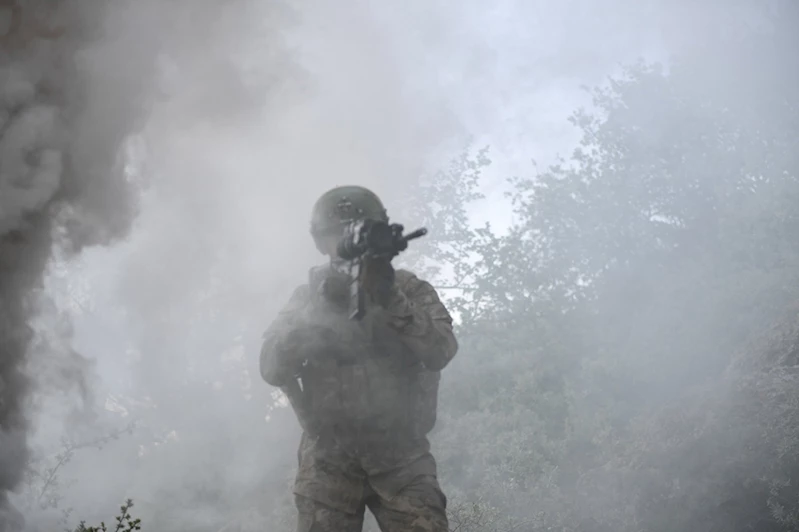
[310,185,388,250]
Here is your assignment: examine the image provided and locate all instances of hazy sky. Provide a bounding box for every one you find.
[42,0,681,446]
[360,0,671,228]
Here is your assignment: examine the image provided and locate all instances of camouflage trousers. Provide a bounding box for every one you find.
[295,474,448,532]
[293,432,448,532]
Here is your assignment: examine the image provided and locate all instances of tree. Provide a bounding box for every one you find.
[416,1,799,530]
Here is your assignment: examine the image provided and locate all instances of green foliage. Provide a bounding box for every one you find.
[422,2,799,531]
[20,424,136,528]
[72,500,141,532]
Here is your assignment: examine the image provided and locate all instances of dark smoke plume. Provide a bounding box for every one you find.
[0,2,156,528]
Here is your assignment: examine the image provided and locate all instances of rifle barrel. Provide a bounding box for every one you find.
[404,227,428,242]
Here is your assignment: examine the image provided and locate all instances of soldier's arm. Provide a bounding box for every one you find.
[379,271,458,371]
[259,284,313,387]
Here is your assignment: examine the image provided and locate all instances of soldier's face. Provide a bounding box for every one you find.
[320,235,339,257]
[316,227,345,257]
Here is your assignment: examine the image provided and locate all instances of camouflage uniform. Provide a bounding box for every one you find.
[260,187,457,532]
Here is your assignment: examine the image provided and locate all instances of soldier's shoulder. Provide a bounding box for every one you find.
[395,268,422,287]
[395,268,438,294]
[284,283,312,310]
[291,283,312,297]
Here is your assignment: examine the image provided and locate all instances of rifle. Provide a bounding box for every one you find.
[334,219,427,320]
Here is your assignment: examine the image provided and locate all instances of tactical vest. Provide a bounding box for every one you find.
[295,277,440,442]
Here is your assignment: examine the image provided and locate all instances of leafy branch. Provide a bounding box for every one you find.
[21,421,137,524]
[72,499,141,532]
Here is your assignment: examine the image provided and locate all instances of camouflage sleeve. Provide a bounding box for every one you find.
[380,270,458,371]
[259,284,313,387]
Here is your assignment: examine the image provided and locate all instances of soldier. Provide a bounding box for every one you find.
[259,185,458,532]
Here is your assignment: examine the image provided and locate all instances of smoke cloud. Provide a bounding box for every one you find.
[5,0,788,531]
[0,1,163,528]
[3,0,466,529]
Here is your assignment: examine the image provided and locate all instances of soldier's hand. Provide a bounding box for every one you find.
[361,255,395,307]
